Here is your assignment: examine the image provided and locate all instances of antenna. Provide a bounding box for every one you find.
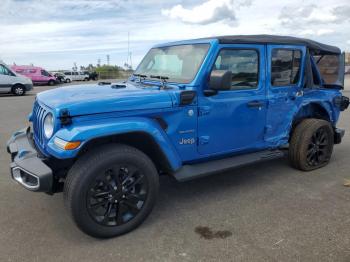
[127,31,130,68]
[124,32,133,70]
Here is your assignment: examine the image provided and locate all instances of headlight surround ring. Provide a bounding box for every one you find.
[44,113,54,139]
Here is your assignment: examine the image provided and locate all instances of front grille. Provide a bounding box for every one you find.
[32,101,48,148]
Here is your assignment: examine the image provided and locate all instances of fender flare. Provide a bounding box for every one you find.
[47,117,182,171]
[291,101,334,125]
[288,101,335,142]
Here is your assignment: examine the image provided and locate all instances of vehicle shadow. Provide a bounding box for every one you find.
[156,158,289,208]
[48,157,291,242]
[0,93,36,98]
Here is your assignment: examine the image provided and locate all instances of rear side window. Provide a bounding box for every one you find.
[271,49,301,86]
[313,55,341,85]
[213,49,259,90]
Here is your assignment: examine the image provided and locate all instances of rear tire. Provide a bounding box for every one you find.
[289,118,334,171]
[63,144,159,238]
[12,85,25,96]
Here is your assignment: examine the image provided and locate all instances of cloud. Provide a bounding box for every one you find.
[279,2,350,28]
[161,0,252,25]
[298,29,335,37]
[1,0,350,70]
[0,0,128,24]
[331,5,350,22]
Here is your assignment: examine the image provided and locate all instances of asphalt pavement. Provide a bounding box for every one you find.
[0,78,350,262]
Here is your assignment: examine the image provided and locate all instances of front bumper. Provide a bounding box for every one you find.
[7,127,53,192]
[24,83,33,91]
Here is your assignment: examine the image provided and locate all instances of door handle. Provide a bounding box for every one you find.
[247,101,264,108]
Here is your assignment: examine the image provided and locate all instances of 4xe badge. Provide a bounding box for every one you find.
[179,137,196,145]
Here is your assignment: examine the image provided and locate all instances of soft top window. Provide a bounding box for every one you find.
[313,54,343,86]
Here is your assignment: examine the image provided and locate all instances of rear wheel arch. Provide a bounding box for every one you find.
[290,103,332,140]
[77,132,174,174]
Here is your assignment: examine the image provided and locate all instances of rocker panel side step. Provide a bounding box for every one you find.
[173,150,285,182]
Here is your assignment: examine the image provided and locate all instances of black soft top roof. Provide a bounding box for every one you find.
[207,35,340,55]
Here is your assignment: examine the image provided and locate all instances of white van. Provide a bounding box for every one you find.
[63,71,89,83]
[0,61,33,96]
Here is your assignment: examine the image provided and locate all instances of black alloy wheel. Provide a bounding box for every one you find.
[87,165,148,226]
[289,118,334,171]
[64,144,159,238]
[306,127,330,167]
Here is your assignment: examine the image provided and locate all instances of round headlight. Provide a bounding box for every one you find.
[44,113,54,138]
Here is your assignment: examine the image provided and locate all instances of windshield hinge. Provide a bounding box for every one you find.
[59,109,72,126]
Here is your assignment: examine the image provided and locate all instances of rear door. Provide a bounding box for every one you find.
[264,45,306,143]
[197,44,267,155]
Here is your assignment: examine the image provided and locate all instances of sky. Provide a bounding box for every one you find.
[0,0,350,70]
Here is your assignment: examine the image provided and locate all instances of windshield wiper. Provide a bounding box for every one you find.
[132,73,147,82]
[150,75,169,81]
[150,75,170,90]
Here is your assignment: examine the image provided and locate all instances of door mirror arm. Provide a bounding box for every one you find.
[204,89,218,97]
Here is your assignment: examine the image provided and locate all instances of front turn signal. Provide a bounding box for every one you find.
[54,137,81,150]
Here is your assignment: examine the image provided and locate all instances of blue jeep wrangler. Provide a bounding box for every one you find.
[7,35,349,238]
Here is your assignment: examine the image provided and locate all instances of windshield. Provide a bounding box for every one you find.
[134,44,210,84]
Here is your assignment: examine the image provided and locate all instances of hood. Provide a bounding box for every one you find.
[37,82,174,116]
[14,73,32,84]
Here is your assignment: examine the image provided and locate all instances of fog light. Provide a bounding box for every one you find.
[54,137,81,150]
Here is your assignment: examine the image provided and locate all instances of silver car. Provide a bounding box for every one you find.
[0,62,33,96]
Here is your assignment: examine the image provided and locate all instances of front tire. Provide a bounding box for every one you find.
[12,85,25,96]
[64,144,159,238]
[289,119,334,171]
[48,80,55,86]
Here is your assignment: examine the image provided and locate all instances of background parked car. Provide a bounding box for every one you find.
[63,71,89,82]
[11,65,57,86]
[0,61,33,96]
[83,71,99,81]
[51,72,66,83]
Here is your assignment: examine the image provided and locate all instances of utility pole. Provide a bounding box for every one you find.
[107,55,110,66]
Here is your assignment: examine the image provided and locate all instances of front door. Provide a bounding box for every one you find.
[264,45,305,144]
[0,64,14,93]
[197,44,267,156]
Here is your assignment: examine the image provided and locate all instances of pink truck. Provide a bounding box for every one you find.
[11,65,57,86]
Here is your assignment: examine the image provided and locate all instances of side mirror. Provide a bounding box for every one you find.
[209,70,232,91]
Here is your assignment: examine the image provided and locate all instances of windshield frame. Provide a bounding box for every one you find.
[134,43,211,85]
